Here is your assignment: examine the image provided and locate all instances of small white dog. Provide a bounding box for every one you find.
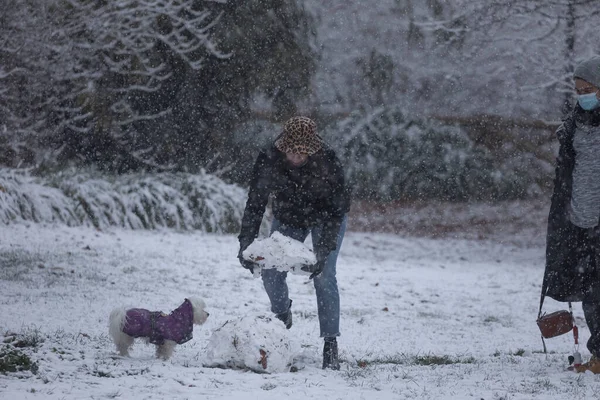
[109,297,209,360]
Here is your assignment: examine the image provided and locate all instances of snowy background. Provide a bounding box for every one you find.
[2,1,600,398]
[1,203,600,399]
[2,0,595,190]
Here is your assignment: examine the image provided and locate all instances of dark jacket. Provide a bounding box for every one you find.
[543,106,600,302]
[238,143,351,257]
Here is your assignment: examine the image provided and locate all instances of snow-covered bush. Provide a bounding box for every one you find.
[0,169,246,232]
[0,169,79,225]
[323,107,544,201]
[0,0,317,174]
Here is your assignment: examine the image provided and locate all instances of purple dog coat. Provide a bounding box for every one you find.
[122,299,194,345]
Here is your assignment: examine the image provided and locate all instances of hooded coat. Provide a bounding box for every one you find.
[543,106,600,302]
[238,142,351,258]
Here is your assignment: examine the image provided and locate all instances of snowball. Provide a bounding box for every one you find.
[242,232,316,275]
[202,315,295,373]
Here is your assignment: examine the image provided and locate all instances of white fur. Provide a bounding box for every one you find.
[188,297,209,325]
[108,297,209,360]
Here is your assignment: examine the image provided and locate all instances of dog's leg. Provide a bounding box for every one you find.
[156,340,176,360]
[116,335,134,357]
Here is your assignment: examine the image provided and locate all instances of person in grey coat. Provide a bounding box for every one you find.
[542,55,600,373]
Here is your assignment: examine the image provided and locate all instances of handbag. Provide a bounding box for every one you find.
[537,276,577,353]
[536,309,573,338]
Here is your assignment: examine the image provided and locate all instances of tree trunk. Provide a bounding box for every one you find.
[562,0,576,116]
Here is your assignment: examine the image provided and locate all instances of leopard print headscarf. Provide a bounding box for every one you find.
[275,116,324,155]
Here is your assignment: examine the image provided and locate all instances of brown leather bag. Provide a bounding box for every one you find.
[537,310,574,338]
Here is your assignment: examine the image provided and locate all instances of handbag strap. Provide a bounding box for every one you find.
[538,271,549,319]
[538,276,575,353]
[570,302,578,347]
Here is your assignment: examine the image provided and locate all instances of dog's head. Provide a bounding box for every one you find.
[187,297,210,325]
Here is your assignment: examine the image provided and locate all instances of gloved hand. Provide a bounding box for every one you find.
[238,253,256,274]
[301,258,326,279]
[238,239,256,274]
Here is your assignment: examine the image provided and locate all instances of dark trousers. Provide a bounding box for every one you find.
[584,227,600,357]
[583,296,600,357]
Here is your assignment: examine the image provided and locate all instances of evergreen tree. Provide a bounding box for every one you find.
[0,0,317,174]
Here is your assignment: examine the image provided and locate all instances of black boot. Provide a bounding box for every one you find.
[275,300,292,329]
[322,337,340,370]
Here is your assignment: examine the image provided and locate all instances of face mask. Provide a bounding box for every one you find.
[578,92,600,111]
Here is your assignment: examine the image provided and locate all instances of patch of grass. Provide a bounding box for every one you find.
[261,383,277,391]
[0,345,39,375]
[492,348,529,357]
[356,354,409,368]
[10,328,44,348]
[379,355,409,365]
[511,349,526,356]
[354,353,476,368]
[343,366,369,382]
[125,367,150,376]
[0,249,43,281]
[414,354,476,366]
[417,311,444,319]
[91,368,113,378]
[0,329,43,376]
[484,316,500,324]
[531,377,556,391]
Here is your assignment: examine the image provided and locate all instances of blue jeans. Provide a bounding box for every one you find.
[262,215,347,338]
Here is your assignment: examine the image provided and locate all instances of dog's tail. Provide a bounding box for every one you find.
[108,307,127,340]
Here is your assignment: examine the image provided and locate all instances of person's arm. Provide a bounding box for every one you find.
[238,150,272,250]
[556,113,576,148]
[315,151,350,257]
[549,111,576,217]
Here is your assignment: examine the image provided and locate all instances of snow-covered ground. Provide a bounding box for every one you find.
[1,221,599,399]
